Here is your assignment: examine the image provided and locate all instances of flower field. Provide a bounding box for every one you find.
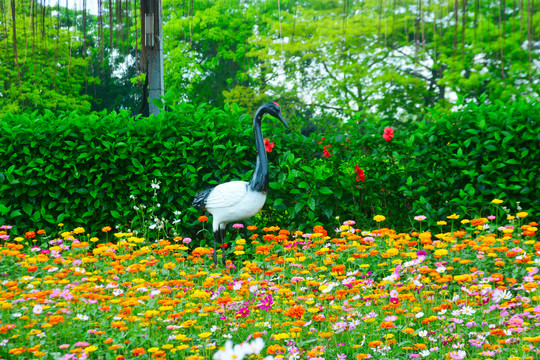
[0,201,539,360]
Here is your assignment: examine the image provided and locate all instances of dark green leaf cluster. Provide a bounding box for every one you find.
[0,99,538,238]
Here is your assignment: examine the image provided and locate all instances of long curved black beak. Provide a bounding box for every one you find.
[277,114,289,129]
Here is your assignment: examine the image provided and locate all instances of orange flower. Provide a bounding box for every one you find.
[380,321,395,329]
[132,347,146,356]
[490,328,506,337]
[198,216,209,222]
[25,231,36,239]
[331,264,346,275]
[368,340,382,348]
[102,226,112,232]
[37,229,46,235]
[247,225,257,231]
[266,344,285,355]
[284,306,306,319]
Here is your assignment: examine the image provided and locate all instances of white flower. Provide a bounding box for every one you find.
[460,306,476,316]
[112,289,124,296]
[415,311,424,318]
[76,314,89,321]
[418,330,428,337]
[420,349,430,357]
[32,304,43,315]
[492,288,512,303]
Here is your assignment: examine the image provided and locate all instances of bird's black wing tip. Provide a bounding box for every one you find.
[192,187,214,210]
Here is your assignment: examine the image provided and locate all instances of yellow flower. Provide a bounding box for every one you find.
[73,227,85,234]
[516,212,528,218]
[163,262,176,270]
[373,215,386,222]
[197,332,212,339]
[434,249,448,256]
[491,199,503,204]
[236,239,246,245]
[319,332,333,338]
[437,221,447,225]
[90,237,99,242]
[447,214,460,219]
[84,346,98,353]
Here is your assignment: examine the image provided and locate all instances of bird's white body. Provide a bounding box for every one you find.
[205,181,267,232]
[193,102,288,266]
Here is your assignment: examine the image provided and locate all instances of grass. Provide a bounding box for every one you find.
[0,200,539,360]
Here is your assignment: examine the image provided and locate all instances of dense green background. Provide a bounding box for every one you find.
[1,0,539,127]
[1,98,538,237]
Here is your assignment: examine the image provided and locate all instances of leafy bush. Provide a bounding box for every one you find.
[1,98,538,238]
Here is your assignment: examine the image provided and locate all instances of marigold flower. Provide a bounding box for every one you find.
[198,216,208,222]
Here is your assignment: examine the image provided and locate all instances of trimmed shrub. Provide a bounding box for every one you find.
[1,98,538,238]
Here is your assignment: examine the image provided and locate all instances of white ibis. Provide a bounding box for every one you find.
[192,102,289,266]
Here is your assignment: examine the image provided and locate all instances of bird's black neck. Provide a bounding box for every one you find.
[249,109,269,193]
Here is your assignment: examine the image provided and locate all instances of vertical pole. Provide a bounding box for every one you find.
[143,0,164,116]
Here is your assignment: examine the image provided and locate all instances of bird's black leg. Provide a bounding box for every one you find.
[213,232,218,266]
[220,227,227,266]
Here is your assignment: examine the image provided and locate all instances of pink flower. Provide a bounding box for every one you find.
[382,127,394,141]
[448,350,466,359]
[232,224,244,229]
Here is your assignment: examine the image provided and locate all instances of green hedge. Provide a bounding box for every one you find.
[0,98,538,238]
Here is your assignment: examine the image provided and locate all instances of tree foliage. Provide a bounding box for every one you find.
[1,0,539,121]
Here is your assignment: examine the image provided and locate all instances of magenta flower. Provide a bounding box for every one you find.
[232,223,244,229]
[259,294,273,310]
[237,304,250,317]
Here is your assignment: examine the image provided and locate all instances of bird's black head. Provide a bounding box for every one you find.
[260,102,289,129]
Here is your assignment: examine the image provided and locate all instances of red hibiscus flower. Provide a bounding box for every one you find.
[264,138,275,152]
[322,145,332,158]
[354,165,365,182]
[382,127,394,141]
